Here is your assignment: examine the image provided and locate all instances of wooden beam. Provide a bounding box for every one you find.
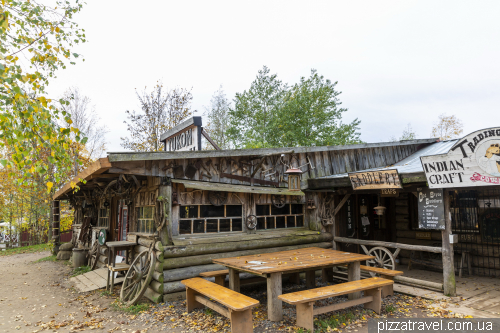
[442,190,456,296]
[220,173,279,187]
[313,296,373,315]
[194,295,229,318]
[334,237,442,253]
[201,129,221,150]
[171,179,304,196]
[333,194,351,216]
[53,158,112,200]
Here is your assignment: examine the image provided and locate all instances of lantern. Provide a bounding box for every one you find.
[285,168,302,191]
[373,206,386,216]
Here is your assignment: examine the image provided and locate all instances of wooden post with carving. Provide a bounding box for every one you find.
[442,190,456,297]
[52,200,60,254]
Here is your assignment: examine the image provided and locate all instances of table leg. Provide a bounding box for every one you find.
[228,268,240,292]
[305,270,316,289]
[348,262,361,300]
[322,267,334,283]
[288,272,300,285]
[267,272,282,322]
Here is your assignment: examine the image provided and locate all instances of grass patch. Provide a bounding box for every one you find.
[0,243,51,256]
[315,311,357,332]
[71,265,91,277]
[386,304,396,313]
[33,255,57,263]
[100,290,112,297]
[112,300,150,315]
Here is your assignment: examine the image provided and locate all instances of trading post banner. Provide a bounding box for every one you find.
[421,127,500,188]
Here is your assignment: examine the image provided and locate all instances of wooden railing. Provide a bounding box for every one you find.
[334,237,442,254]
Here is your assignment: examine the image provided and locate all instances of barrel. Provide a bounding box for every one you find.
[72,248,88,268]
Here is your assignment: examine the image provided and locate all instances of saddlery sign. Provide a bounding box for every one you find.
[421,127,500,188]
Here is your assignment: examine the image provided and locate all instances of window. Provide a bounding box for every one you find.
[97,208,110,228]
[136,206,155,234]
[179,205,242,234]
[256,204,304,230]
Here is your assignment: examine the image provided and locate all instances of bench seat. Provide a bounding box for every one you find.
[340,265,403,297]
[181,277,259,333]
[279,277,393,331]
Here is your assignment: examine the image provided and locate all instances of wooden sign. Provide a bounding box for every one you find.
[349,169,402,190]
[160,117,202,152]
[381,188,399,197]
[417,187,445,230]
[126,234,138,244]
[421,127,500,188]
[415,231,432,240]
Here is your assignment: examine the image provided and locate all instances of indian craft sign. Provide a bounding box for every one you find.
[421,127,500,188]
[160,117,202,152]
[348,169,402,190]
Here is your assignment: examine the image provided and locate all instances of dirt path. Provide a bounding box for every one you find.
[0,251,179,333]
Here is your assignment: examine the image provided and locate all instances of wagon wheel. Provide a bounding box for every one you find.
[120,250,156,306]
[246,215,257,230]
[366,246,395,276]
[88,241,100,270]
[208,191,228,206]
[272,194,286,208]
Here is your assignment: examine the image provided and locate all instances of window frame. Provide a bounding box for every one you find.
[136,206,156,234]
[97,207,110,228]
[178,204,243,235]
[255,203,305,230]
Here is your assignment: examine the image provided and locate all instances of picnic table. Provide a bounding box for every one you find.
[213,247,374,321]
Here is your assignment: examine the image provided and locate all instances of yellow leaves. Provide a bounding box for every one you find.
[70,181,76,189]
[46,182,53,192]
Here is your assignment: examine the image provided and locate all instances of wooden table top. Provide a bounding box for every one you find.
[213,247,375,275]
[105,241,136,248]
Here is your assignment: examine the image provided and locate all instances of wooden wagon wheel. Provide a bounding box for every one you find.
[208,191,228,206]
[120,250,156,306]
[366,246,395,276]
[88,241,100,270]
[272,194,286,208]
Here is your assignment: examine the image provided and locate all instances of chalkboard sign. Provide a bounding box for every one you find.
[417,188,445,230]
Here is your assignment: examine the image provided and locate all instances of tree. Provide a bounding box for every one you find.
[203,85,231,150]
[227,67,361,148]
[431,114,463,140]
[121,83,194,152]
[0,1,87,186]
[227,66,286,148]
[391,123,416,141]
[61,87,108,175]
[272,70,361,147]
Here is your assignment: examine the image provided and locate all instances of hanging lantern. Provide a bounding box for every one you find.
[285,168,302,191]
[307,199,316,209]
[373,206,386,215]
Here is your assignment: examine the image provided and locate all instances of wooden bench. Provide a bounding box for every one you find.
[181,277,259,333]
[279,277,393,332]
[359,265,403,297]
[199,270,228,286]
[338,265,403,297]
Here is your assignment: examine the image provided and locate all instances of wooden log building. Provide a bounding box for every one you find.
[52,118,500,301]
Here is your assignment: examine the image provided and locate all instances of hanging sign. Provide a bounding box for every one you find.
[160,117,202,152]
[417,187,445,230]
[421,127,500,188]
[381,188,399,197]
[346,197,355,237]
[349,169,402,190]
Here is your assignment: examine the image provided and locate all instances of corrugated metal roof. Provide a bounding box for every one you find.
[323,140,458,179]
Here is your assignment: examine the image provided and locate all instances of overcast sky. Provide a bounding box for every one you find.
[47,0,500,153]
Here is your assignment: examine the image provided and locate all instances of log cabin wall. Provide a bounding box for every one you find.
[162,185,331,301]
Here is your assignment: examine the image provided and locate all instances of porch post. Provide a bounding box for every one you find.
[158,184,173,246]
[52,200,60,254]
[442,190,456,296]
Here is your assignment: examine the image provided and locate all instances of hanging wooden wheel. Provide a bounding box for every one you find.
[366,246,395,276]
[272,194,286,208]
[208,191,228,206]
[88,241,100,270]
[120,250,156,306]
